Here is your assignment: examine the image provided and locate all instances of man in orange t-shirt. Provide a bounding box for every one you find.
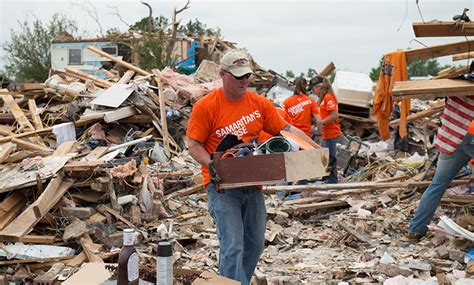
[258,107,292,142]
[283,77,322,137]
[186,49,318,285]
[308,75,344,183]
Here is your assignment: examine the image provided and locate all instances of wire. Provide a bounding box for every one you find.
[396,0,409,32]
[416,0,425,23]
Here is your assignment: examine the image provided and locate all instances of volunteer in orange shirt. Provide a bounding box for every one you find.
[308,75,343,183]
[283,77,322,138]
[186,49,318,285]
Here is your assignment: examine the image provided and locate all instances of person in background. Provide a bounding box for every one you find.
[308,75,343,183]
[408,113,474,240]
[186,49,319,285]
[283,77,322,139]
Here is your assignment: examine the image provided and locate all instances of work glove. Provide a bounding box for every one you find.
[208,160,221,185]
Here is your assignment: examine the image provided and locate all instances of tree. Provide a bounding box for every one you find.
[3,14,77,82]
[307,68,316,78]
[369,55,450,81]
[285,70,295,78]
[178,18,216,37]
[131,15,169,33]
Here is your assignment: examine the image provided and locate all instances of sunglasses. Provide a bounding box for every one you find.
[226,71,251,80]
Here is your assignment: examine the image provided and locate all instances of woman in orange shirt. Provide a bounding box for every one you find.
[308,75,343,183]
[283,77,322,138]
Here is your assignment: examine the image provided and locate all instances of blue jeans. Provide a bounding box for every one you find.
[322,136,339,183]
[206,184,266,285]
[409,134,474,235]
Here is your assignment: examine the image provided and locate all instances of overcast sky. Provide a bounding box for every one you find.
[1,0,473,76]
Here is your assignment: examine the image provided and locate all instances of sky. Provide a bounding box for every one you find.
[0,0,473,76]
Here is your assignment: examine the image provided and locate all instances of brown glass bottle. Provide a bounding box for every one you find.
[118,229,139,285]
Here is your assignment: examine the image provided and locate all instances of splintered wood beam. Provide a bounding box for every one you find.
[64,67,112,88]
[392,79,474,99]
[117,70,136,84]
[1,95,35,132]
[452,51,474,61]
[0,143,16,163]
[319,62,335,77]
[405,39,474,63]
[412,21,474,37]
[0,175,74,242]
[11,138,51,154]
[28,99,43,130]
[87,46,150,76]
[390,101,445,127]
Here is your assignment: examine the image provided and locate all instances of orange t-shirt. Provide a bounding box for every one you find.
[283,94,319,137]
[468,120,474,135]
[187,87,287,185]
[318,92,341,140]
[258,108,292,142]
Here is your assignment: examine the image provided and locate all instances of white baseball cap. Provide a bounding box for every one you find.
[220,49,254,77]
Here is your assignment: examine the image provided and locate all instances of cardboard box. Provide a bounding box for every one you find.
[214,148,328,189]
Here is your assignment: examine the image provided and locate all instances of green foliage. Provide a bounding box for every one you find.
[131,15,169,32]
[106,27,122,37]
[408,59,450,77]
[135,37,166,70]
[285,70,295,78]
[328,71,336,83]
[307,68,316,78]
[3,14,77,82]
[178,18,216,37]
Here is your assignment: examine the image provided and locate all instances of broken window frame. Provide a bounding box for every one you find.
[68,48,82,65]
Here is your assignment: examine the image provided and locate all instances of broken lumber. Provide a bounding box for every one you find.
[0,176,74,242]
[337,221,371,243]
[1,95,35,131]
[64,67,112,88]
[392,79,474,100]
[412,21,474,37]
[87,46,150,76]
[405,39,474,63]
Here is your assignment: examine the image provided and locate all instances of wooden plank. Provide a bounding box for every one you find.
[83,146,108,161]
[0,143,16,163]
[1,95,35,131]
[19,83,45,91]
[11,137,51,154]
[434,65,469,79]
[32,174,64,218]
[64,67,112,88]
[52,140,76,156]
[392,79,474,99]
[117,70,136,84]
[453,51,474,61]
[28,99,43,130]
[63,160,105,172]
[319,61,335,77]
[0,192,25,215]
[153,71,171,154]
[0,125,14,136]
[405,39,474,63]
[413,21,474,37]
[87,46,150,76]
[0,117,100,144]
[390,102,445,127]
[337,221,371,243]
[265,179,470,193]
[103,106,138,123]
[0,177,73,242]
[79,234,103,263]
[21,235,56,244]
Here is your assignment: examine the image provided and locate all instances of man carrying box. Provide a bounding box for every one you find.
[186,49,318,285]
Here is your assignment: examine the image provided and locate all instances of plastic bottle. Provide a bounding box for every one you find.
[156,241,173,285]
[118,229,139,285]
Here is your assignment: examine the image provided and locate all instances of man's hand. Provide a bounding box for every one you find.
[208,160,221,185]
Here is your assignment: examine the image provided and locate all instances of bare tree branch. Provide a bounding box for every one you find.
[72,0,104,36]
[140,1,153,36]
[107,6,133,30]
[166,0,191,65]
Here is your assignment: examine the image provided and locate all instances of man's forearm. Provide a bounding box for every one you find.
[188,139,212,166]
